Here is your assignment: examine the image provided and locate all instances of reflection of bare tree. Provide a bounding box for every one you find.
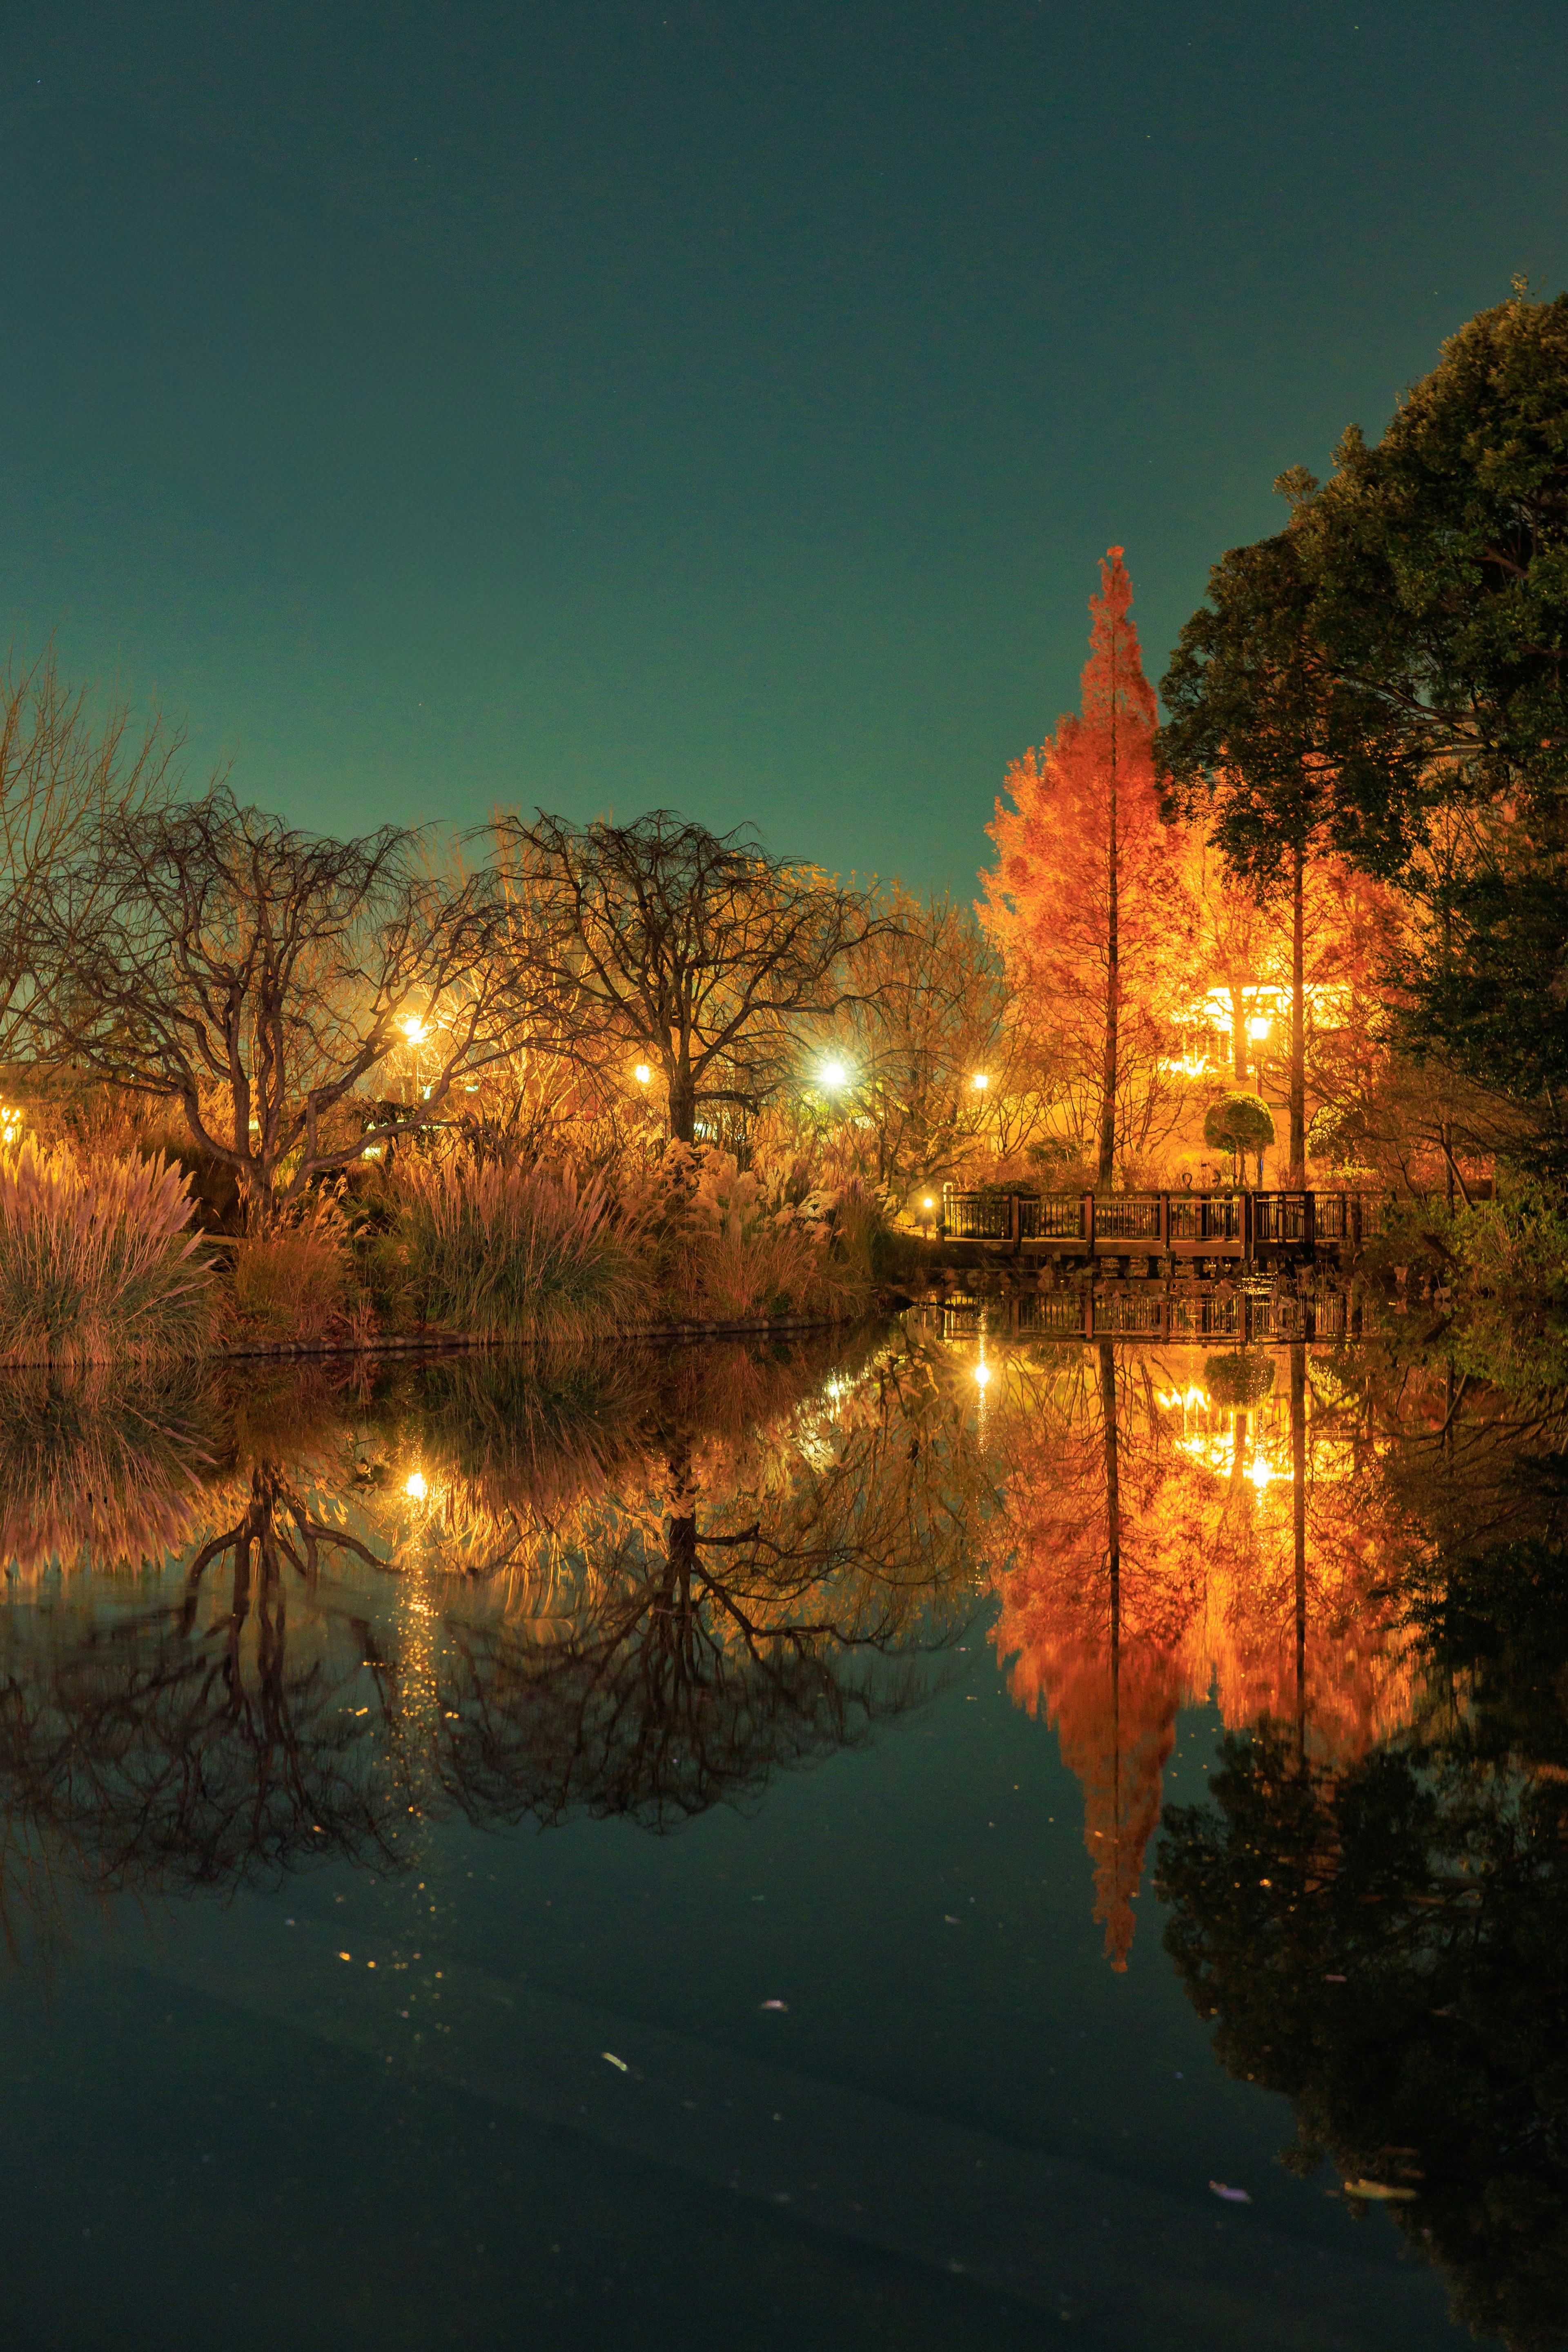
[434,1349,983,1830]
[0,1339,982,1950]
[0,1460,412,1944]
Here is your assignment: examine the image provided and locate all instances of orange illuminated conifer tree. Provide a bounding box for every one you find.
[982,550,1191,1187]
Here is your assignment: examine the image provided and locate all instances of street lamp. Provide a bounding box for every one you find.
[634,1063,652,1085]
[970,1071,989,1092]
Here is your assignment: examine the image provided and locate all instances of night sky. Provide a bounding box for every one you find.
[4,2,1565,895]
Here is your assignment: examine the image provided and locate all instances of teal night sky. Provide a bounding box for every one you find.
[4,1,1566,893]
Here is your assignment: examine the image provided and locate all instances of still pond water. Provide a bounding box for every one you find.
[0,1316,1559,2351]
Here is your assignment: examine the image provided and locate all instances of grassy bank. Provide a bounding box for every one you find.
[0,1138,886,1365]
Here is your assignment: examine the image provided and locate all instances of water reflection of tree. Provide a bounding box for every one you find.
[1156,1535,1568,2352]
[435,1348,984,1829]
[0,1457,413,1951]
[0,1337,981,1946]
[983,1339,1418,1967]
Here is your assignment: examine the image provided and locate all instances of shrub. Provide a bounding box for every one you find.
[650,1149,878,1322]
[401,1158,651,1341]
[229,1200,351,1343]
[1203,1091,1275,1179]
[0,1140,216,1367]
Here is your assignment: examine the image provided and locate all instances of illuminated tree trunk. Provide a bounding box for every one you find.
[1230,982,1247,1082]
[1098,767,1119,1189]
[667,1052,697,1144]
[1289,842,1306,1173]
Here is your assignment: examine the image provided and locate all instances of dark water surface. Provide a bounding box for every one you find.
[0,1321,1557,2350]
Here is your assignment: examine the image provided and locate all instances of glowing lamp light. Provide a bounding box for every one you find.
[820,1059,848,1089]
[1247,1458,1272,1490]
[634,1063,652,1085]
[973,1361,991,1389]
[970,1071,989,1091]
[404,1470,428,1501]
[1246,1016,1271,1040]
[401,1016,428,1045]
[922,1196,934,1209]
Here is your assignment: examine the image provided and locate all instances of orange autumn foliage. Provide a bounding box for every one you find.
[987,1346,1419,1969]
[981,550,1193,1185]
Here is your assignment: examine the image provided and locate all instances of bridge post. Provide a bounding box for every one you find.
[1083,1190,1095,1262]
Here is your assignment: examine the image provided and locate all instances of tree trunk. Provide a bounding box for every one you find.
[1290,839,1306,1173]
[1231,983,1247,1083]
[1098,766,1118,1190]
[668,1057,697,1144]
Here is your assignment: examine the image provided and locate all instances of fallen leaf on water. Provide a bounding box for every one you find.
[760,1999,788,2011]
[601,2051,628,2073]
[1209,2181,1251,2204]
[1344,2179,1418,2201]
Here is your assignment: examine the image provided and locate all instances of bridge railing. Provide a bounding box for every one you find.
[939,1185,1367,1254]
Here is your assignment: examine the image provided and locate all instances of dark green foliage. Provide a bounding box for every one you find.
[1203,1090,1274,1162]
[1156,1536,1568,2352]
[1201,1348,1275,1408]
[1159,287,1568,1152]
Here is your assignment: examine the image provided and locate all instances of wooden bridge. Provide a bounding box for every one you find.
[938,1186,1368,1270]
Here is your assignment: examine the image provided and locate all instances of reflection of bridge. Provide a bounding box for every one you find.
[940,1187,1366,1270]
[912,1286,1357,1345]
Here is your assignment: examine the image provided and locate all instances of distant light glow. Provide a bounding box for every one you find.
[970,1071,989,1091]
[634,1063,652,1084]
[820,1059,848,1088]
[1247,1458,1272,1490]
[404,1470,428,1500]
[1246,1016,1271,1040]
[922,1196,934,1209]
[973,1361,991,1388]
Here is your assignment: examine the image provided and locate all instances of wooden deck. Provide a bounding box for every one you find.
[938,1187,1365,1268]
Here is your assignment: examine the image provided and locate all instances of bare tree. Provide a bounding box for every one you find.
[0,646,180,1068]
[815,886,1063,1203]
[41,790,514,1220]
[491,809,898,1143]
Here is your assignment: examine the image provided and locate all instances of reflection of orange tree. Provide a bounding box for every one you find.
[985,1341,1418,1967]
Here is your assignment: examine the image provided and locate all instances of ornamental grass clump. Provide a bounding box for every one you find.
[0,1140,217,1366]
[402,1158,650,1341]
[652,1148,878,1323]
